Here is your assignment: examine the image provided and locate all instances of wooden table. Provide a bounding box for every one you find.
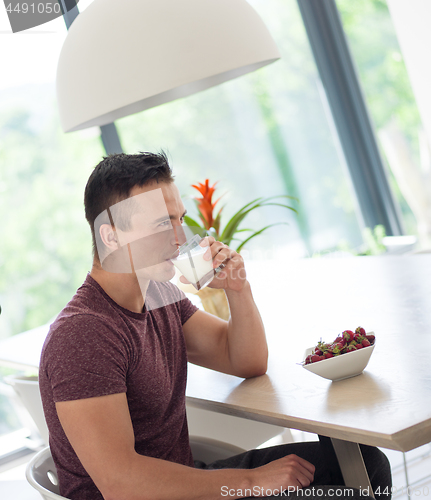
[2,255,431,494]
[186,254,431,495]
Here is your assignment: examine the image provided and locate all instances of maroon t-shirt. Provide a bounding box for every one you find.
[39,274,198,500]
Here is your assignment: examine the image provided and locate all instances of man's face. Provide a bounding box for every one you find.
[109,180,187,283]
[122,182,186,281]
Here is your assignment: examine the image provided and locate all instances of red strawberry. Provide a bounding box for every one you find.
[361,338,371,347]
[314,348,323,356]
[365,334,375,344]
[305,355,313,365]
[324,351,334,359]
[355,343,363,349]
[343,330,355,342]
[311,354,321,363]
[356,326,366,336]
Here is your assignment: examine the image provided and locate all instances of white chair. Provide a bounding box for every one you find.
[26,447,65,500]
[5,374,50,444]
[26,439,246,500]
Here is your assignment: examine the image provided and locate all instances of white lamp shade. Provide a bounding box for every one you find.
[57,0,281,132]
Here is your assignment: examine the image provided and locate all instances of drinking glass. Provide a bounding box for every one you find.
[171,234,225,290]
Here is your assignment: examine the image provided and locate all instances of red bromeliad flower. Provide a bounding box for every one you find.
[191,179,223,234]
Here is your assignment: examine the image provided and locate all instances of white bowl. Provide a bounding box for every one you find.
[302,335,375,382]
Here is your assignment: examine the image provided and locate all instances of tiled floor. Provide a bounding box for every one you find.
[1,439,430,500]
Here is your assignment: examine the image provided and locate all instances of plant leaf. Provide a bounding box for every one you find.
[183,215,202,228]
[219,198,265,243]
[260,194,298,203]
[213,210,223,236]
[220,197,296,245]
[258,202,297,212]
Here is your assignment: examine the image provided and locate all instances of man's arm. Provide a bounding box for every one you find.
[182,239,268,379]
[56,393,314,500]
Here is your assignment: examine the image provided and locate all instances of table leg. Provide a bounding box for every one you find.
[330,438,374,498]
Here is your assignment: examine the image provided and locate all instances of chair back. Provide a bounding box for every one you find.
[26,446,68,499]
[5,375,49,444]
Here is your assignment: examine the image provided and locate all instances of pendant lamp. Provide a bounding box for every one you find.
[56,0,280,132]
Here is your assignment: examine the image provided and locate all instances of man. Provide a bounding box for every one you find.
[39,152,391,500]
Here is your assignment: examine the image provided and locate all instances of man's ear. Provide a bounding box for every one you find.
[99,224,120,250]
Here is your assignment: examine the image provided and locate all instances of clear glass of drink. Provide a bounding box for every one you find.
[170,234,224,290]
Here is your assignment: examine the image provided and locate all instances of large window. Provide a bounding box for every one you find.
[336,0,426,245]
[117,0,364,261]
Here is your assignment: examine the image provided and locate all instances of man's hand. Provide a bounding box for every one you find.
[251,454,315,496]
[179,237,247,292]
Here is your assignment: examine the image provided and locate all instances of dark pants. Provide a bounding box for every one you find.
[195,441,392,499]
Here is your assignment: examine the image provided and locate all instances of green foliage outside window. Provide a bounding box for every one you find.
[336,0,422,236]
[0,88,103,338]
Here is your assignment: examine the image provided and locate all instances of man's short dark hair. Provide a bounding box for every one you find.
[84,151,174,259]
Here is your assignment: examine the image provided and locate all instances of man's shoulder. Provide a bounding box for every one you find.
[42,276,121,351]
[58,274,121,320]
[44,308,114,353]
